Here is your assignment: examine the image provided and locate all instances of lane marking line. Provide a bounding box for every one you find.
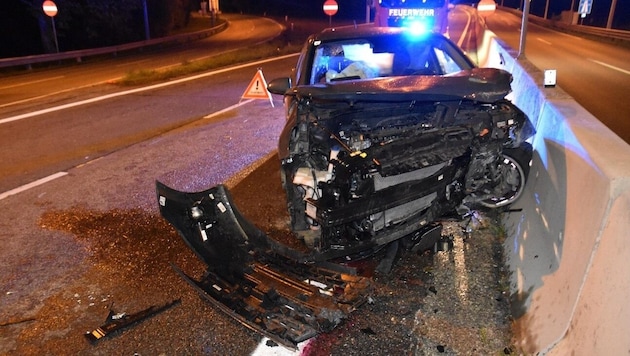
[455,6,473,48]
[0,76,65,90]
[536,37,552,45]
[0,98,263,200]
[588,58,630,75]
[0,53,298,126]
[203,99,254,118]
[0,172,68,201]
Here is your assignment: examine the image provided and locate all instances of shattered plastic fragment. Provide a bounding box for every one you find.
[85,299,180,343]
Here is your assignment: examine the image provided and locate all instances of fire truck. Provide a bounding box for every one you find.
[374,0,450,34]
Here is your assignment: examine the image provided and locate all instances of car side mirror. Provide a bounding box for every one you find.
[267,77,291,95]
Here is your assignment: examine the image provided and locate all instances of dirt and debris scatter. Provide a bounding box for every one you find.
[0,207,259,355]
[2,178,515,355]
[299,214,515,356]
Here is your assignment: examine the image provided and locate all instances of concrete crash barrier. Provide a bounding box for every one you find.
[479,30,630,354]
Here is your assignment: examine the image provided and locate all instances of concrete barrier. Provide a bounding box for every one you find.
[480,31,630,354]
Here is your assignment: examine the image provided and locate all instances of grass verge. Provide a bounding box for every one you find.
[114,43,300,86]
[115,16,334,86]
[115,39,301,86]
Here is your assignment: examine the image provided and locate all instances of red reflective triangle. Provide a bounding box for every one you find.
[242,70,271,100]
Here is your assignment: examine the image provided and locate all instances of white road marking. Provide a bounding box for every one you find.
[115,59,150,67]
[0,82,106,109]
[0,99,261,200]
[555,31,583,41]
[0,53,298,125]
[455,6,473,48]
[0,76,65,90]
[203,99,254,118]
[0,98,265,199]
[536,37,552,45]
[0,172,68,201]
[588,59,630,75]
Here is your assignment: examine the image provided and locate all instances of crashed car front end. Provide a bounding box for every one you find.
[279,70,534,258]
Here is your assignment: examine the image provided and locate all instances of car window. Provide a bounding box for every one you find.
[310,41,387,83]
[433,47,464,74]
[309,35,470,84]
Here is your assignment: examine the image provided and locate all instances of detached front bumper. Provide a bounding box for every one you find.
[156,182,371,348]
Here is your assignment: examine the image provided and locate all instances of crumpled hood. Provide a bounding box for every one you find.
[294,67,513,104]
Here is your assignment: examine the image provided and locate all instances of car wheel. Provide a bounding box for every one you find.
[479,143,532,209]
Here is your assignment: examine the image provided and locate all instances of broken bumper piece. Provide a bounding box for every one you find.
[156,182,371,349]
[85,299,180,342]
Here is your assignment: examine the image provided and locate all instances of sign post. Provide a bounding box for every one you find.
[323,0,339,27]
[42,0,59,53]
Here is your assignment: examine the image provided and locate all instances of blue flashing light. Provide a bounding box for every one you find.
[407,20,430,36]
[400,16,435,37]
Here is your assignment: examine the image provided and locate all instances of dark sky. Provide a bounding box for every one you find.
[1,1,41,57]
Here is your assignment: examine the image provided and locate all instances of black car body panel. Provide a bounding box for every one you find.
[156,182,372,349]
[288,67,513,103]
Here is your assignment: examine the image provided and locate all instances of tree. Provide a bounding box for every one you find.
[1,1,41,57]
[2,0,193,57]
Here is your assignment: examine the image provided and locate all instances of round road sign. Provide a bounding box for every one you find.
[323,0,338,16]
[43,0,58,17]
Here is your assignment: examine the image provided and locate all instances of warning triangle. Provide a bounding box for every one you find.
[241,69,274,107]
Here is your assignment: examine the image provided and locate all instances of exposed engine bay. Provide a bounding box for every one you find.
[280,96,533,260]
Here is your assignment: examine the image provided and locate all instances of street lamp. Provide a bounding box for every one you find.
[606,0,618,29]
[142,0,150,40]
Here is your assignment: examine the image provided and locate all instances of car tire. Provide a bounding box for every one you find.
[479,142,532,209]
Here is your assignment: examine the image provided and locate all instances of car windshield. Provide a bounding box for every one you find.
[309,33,472,84]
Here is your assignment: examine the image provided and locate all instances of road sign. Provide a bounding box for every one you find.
[241,69,274,107]
[43,0,58,17]
[323,0,339,16]
[578,0,592,15]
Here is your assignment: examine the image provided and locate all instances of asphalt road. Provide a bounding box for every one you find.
[0,92,293,355]
[0,14,284,108]
[0,55,298,195]
[0,14,304,355]
[0,14,290,195]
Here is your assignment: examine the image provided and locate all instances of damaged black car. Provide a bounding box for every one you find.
[156,26,534,348]
[265,27,534,259]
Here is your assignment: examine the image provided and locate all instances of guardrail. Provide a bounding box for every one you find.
[0,21,227,70]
